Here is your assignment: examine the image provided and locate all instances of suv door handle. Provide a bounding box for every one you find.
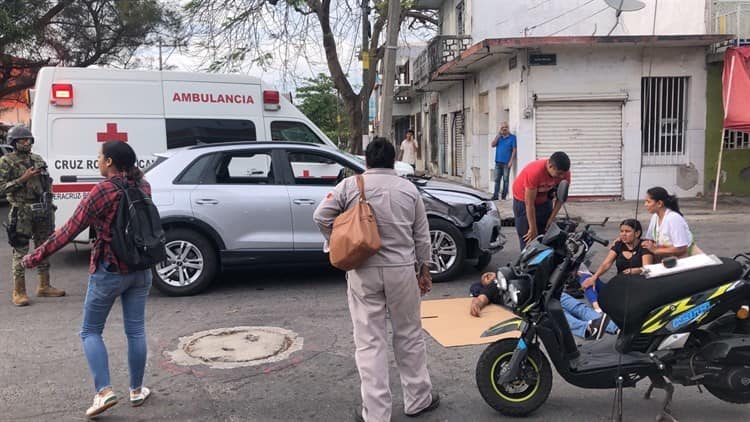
[195,199,219,205]
[293,199,316,206]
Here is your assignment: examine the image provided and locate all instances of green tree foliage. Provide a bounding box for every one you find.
[297,73,350,145]
[0,0,181,98]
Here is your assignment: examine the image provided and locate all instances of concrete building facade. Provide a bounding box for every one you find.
[391,0,736,199]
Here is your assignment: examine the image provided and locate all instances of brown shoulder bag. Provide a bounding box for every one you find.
[329,174,381,271]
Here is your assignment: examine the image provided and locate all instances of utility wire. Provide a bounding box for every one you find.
[606,0,626,35]
[523,0,598,34]
[607,16,620,36]
[547,6,610,36]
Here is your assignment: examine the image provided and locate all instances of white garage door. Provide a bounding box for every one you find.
[535,101,623,198]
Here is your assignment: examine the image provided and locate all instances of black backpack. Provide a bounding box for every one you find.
[110,178,166,270]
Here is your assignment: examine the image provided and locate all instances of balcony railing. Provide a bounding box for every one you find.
[714,1,750,47]
[414,35,472,85]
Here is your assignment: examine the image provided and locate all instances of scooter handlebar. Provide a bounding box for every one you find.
[588,231,609,247]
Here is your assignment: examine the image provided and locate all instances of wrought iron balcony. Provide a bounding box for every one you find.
[414,35,472,86]
[713,1,750,49]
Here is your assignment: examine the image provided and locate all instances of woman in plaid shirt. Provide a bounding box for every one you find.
[22,141,153,417]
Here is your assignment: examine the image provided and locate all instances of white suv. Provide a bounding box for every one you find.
[146,142,505,295]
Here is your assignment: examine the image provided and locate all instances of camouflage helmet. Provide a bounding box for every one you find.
[7,125,34,146]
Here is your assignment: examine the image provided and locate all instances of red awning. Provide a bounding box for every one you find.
[722,47,750,132]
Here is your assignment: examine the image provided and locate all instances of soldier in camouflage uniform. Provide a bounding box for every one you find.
[0,125,65,306]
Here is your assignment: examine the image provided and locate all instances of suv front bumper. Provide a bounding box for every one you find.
[466,203,506,254]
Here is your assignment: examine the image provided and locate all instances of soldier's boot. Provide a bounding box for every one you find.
[36,272,65,297]
[12,276,30,306]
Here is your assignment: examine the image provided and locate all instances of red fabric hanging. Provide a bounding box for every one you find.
[722,47,750,132]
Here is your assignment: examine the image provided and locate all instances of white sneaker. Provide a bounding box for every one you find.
[86,390,118,418]
[130,386,151,407]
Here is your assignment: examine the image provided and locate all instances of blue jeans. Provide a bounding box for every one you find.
[80,264,152,392]
[493,162,510,199]
[577,274,607,305]
[513,199,553,250]
[560,292,618,338]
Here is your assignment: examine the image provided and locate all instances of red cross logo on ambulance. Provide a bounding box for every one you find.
[96,123,128,143]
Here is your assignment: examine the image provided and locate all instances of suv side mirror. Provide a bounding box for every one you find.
[556,180,569,203]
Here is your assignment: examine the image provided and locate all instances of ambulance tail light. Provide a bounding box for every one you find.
[51,84,74,106]
[263,90,280,111]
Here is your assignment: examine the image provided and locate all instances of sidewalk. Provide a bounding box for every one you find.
[491,196,750,225]
[430,175,750,224]
[563,196,750,224]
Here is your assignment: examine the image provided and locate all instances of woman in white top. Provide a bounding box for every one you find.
[642,186,700,260]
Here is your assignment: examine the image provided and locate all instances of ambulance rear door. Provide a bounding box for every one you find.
[37,68,166,242]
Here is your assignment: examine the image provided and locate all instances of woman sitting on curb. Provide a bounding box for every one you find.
[641,186,702,261]
[580,219,654,311]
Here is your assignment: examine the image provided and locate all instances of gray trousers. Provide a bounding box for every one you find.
[347,266,433,422]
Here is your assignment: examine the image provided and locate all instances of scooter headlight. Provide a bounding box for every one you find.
[505,279,531,310]
[507,283,520,305]
[496,267,513,291]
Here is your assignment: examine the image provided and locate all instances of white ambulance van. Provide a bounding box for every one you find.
[30,67,408,241]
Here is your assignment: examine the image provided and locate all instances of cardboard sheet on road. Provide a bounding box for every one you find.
[420,298,520,347]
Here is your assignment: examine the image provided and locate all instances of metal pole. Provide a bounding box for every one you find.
[714,55,736,211]
[361,0,370,151]
[378,0,401,140]
[158,38,163,71]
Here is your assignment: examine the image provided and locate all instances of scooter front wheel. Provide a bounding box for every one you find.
[476,338,553,416]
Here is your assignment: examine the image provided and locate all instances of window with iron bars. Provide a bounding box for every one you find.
[641,77,689,163]
[723,129,750,150]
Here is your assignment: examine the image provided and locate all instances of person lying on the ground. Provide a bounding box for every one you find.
[469,273,618,340]
[579,219,654,311]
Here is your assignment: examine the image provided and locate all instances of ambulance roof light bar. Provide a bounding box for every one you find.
[51,83,73,106]
[263,90,280,111]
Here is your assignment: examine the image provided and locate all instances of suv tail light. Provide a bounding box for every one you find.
[263,90,280,111]
[51,83,73,106]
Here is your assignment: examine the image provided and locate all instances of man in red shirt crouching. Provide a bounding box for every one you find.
[512,151,571,250]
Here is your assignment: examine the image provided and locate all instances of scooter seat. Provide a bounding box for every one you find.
[599,258,743,332]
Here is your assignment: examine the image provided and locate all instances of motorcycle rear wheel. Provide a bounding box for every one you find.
[475,338,553,416]
[704,384,750,404]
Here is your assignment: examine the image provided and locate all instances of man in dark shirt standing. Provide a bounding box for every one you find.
[512,151,571,250]
[490,122,516,201]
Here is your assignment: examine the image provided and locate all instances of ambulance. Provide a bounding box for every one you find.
[30,67,410,241]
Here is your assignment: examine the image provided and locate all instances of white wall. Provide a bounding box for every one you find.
[470,0,707,40]
[471,51,526,191]
[453,45,708,199]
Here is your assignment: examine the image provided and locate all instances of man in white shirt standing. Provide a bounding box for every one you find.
[399,130,418,170]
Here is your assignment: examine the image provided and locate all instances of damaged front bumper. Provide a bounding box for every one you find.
[465,202,506,253]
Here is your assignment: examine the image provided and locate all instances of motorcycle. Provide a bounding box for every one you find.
[475,180,750,421]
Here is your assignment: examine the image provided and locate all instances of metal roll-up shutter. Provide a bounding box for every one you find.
[535,101,623,198]
[453,111,465,176]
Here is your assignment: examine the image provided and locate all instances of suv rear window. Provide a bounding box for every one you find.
[166,119,256,148]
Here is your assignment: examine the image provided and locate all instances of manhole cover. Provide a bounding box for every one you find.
[166,326,303,369]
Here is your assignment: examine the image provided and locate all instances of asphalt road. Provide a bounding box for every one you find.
[0,204,748,422]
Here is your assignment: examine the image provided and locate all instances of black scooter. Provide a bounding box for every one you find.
[475,181,750,421]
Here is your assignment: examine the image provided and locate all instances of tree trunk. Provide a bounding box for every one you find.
[344,94,363,155]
